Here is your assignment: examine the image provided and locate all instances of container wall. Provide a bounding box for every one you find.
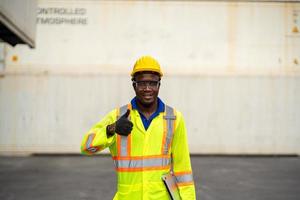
[0,0,299,155]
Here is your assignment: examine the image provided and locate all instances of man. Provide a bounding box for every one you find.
[81,56,196,200]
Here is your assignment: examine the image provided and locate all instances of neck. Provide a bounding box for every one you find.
[136,98,158,119]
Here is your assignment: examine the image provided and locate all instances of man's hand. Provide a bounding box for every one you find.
[106,109,133,137]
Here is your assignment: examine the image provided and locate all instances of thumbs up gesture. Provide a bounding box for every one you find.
[110,109,133,136]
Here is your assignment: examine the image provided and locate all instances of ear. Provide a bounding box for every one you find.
[131,77,136,89]
[132,82,136,89]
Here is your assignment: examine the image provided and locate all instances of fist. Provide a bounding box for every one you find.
[115,109,133,136]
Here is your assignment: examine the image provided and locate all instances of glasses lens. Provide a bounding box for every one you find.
[135,81,159,89]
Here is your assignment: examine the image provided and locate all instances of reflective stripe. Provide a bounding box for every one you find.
[120,135,128,156]
[85,133,100,153]
[174,172,194,186]
[117,104,131,157]
[114,157,171,168]
[118,104,129,120]
[175,173,194,183]
[113,156,171,172]
[86,133,95,150]
[162,105,176,155]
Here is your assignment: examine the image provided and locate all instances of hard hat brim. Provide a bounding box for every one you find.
[131,68,163,77]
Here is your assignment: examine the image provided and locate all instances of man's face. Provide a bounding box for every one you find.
[133,72,160,106]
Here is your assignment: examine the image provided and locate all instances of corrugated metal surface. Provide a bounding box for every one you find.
[0,0,299,155]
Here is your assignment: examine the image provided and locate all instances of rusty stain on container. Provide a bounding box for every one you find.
[294,58,299,65]
[292,26,299,33]
[12,55,18,62]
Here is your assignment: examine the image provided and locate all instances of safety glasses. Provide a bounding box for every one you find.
[133,80,160,89]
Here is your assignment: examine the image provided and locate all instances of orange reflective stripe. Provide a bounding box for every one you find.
[174,171,193,176]
[126,104,132,156]
[116,165,170,172]
[115,107,120,155]
[117,134,121,156]
[127,133,131,156]
[177,181,194,187]
[112,154,170,160]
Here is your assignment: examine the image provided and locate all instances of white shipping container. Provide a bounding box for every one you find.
[0,0,299,155]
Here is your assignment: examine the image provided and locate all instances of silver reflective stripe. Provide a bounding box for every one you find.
[118,105,129,120]
[119,104,130,157]
[175,174,194,183]
[163,105,176,154]
[86,134,95,150]
[120,135,128,156]
[115,157,171,168]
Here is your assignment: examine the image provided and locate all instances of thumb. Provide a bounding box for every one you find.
[121,109,130,119]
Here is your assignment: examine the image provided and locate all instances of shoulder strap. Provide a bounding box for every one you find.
[116,104,132,157]
[117,104,132,120]
[162,105,176,155]
[164,105,176,120]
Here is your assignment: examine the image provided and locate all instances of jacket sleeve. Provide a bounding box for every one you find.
[171,111,196,200]
[80,109,117,155]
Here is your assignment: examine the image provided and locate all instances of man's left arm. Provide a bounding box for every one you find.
[171,111,196,200]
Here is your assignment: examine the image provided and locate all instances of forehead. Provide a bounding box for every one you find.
[134,72,160,81]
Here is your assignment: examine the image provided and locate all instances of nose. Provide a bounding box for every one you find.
[143,85,152,91]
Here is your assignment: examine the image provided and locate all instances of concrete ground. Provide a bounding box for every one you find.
[0,155,299,200]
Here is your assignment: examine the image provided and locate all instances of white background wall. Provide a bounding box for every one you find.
[0,0,299,155]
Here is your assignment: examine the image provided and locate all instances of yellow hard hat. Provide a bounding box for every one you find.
[131,56,163,77]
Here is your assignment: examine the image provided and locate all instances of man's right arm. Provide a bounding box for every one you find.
[80,109,117,155]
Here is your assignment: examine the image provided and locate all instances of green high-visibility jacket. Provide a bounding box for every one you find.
[81,104,196,200]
